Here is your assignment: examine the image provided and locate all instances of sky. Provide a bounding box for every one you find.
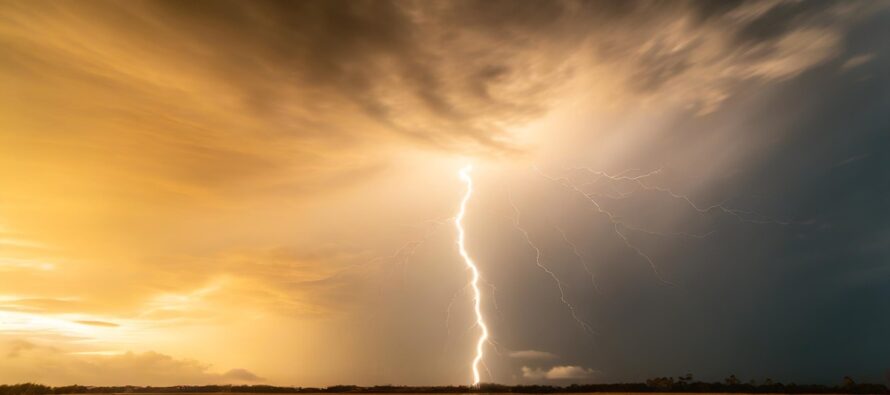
[1,0,888,387]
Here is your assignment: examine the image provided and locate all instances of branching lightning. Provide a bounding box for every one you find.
[455,165,489,386]
[533,166,675,286]
[443,283,469,340]
[569,166,794,225]
[442,163,797,385]
[507,194,595,334]
[482,279,502,320]
[292,160,801,388]
[554,225,601,293]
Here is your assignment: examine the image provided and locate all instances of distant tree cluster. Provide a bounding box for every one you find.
[1,376,887,395]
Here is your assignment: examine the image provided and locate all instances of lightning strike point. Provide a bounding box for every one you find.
[455,164,489,386]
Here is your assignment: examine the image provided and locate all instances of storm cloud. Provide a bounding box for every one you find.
[1,0,888,388]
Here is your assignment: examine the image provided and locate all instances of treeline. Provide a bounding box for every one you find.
[1,378,886,395]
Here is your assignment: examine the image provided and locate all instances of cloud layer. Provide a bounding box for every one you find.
[0,340,263,386]
[522,365,597,380]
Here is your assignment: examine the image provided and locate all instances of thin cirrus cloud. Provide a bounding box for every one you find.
[73,320,120,328]
[840,53,876,70]
[521,365,598,380]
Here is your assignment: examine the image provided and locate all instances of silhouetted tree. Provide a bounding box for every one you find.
[2,377,889,394]
[724,374,741,386]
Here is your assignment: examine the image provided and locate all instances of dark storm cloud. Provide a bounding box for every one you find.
[2,0,888,386]
[3,0,866,158]
[688,0,747,22]
[113,1,882,384]
[732,0,834,45]
[112,0,546,151]
[470,5,890,385]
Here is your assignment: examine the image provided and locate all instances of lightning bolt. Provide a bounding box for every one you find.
[508,194,595,334]
[443,164,796,385]
[455,164,489,386]
[444,283,469,341]
[533,166,675,286]
[569,166,795,225]
[554,225,601,294]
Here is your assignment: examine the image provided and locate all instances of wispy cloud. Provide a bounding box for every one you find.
[841,53,876,71]
[0,339,264,386]
[521,365,598,380]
